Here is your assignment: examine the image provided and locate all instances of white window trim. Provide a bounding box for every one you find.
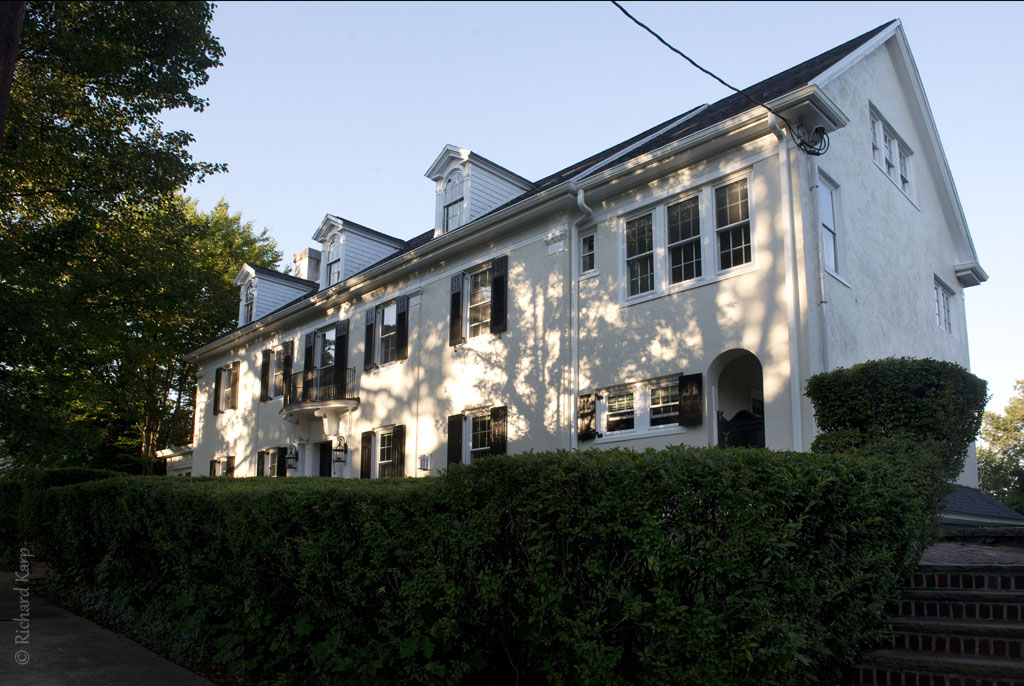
[466,409,492,463]
[326,234,342,286]
[375,300,399,367]
[817,171,842,279]
[243,280,256,324]
[270,346,285,399]
[441,170,465,234]
[869,107,914,201]
[934,277,955,336]
[579,231,598,279]
[617,171,757,307]
[592,377,689,443]
[374,425,396,479]
[465,262,493,341]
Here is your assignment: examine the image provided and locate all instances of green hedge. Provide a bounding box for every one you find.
[36,447,942,685]
[805,357,987,478]
[0,468,121,564]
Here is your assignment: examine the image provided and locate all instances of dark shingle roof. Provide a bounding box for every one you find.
[944,486,1024,522]
[249,264,319,290]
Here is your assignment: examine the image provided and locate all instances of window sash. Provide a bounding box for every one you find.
[377,303,398,364]
[935,282,952,333]
[650,385,680,426]
[819,181,838,274]
[668,196,701,283]
[470,415,491,459]
[328,260,342,285]
[378,430,394,464]
[219,365,236,411]
[244,282,255,324]
[625,214,654,296]
[468,267,492,337]
[272,349,284,398]
[715,180,751,271]
[317,329,336,370]
[581,234,595,273]
[606,391,635,432]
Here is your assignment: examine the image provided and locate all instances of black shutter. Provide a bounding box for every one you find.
[212,367,223,415]
[334,319,349,399]
[257,451,265,476]
[360,431,373,479]
[363,310,375,371]
[447,414,464,465]
[393,424,406,477]
[229,362,239,410]
[276,447,288,477]
[225,455,236,478]
[303,333,315,401]
[679,373,703,427]
[449,273,464,347]
[490,255,508,334]
[490,406,507,455]
[209,459,217,477]
[578,393,597,441]
[282,342,293,405]
[396,295,409,361]
[260,350,270,402]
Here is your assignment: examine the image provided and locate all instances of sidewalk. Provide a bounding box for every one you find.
[0,569,211,686]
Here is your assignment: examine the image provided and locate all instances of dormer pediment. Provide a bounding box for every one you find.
[425,145,534,236]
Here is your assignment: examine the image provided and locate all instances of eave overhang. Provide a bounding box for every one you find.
[955,261,988,288]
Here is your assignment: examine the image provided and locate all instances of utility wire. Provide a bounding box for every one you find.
[609,0,828,156]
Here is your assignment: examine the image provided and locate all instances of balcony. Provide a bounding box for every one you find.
[280,367,358,425]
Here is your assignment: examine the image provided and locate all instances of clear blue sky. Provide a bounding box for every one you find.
[161,1,1024,415]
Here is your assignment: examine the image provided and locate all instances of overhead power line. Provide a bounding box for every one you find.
[609,1,828,156]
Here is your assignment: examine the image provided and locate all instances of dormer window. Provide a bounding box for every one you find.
[326,235,342,286]
[243,281,256,324]
[442,171,464,232]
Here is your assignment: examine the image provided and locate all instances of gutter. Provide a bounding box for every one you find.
[769,114,804,452]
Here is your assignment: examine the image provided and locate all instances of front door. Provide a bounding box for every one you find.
[319,441,332,477]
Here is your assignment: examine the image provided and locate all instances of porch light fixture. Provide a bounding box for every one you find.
[332,437,347,463]
[286,444,299,470]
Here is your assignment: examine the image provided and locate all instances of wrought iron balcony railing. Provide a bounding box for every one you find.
[286,367,356,406]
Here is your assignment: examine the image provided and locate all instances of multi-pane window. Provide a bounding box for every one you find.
[272,348,285,398]
[716,179,751,271]
[470,414,491,461]
[581,234,595,274]
[649,385,680,426]
[818,177,838,274]
[468,266,492,337]
[243,281,255,324]
[443,171,464,232]
[378,429,394,466]
[216,363,238,414]
[606,391,635,432]
[870,110,912,196]
[326,235,342,286]
[667,196,701,283]
[935,280,953,334]
[625,214,654,296]
[377,302,398,364]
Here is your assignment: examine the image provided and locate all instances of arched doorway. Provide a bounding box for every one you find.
[709,350,765,448]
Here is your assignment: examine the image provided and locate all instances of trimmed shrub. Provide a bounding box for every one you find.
[806,357,987,478]
[37,447,941,685]
[16,467,123,547]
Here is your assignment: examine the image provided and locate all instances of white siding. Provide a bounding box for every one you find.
[466,164,530,221]
[253,279,313,321]
[341,231,402,281]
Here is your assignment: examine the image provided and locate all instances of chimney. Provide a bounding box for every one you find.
[293,248,321,281]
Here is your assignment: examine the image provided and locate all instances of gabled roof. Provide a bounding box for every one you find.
[944,486,1024,524]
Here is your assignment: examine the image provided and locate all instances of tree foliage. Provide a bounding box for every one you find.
[978,381,1024,514]
[0,3,280,470]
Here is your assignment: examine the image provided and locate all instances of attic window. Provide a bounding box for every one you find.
[243,280,256,324]
[326,235,342,286]
[442,171,464,232]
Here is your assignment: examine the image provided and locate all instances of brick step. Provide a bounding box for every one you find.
[910,567,1024,593]
[849,649,1024,684]
[888,619,1023,660]
[897,590,1024,622]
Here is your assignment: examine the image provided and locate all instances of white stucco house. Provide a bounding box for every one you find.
[183,20,987,487]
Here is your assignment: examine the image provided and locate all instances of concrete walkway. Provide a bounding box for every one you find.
[0,569,211,686]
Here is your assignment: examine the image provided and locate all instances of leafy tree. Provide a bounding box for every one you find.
[0,2,268,471]
[978,381,1024,514]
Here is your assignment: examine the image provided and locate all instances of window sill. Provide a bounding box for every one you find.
[590,425,689,444]
[579,270,599,281]
[621,263,761,308]
[365,360,405,373]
